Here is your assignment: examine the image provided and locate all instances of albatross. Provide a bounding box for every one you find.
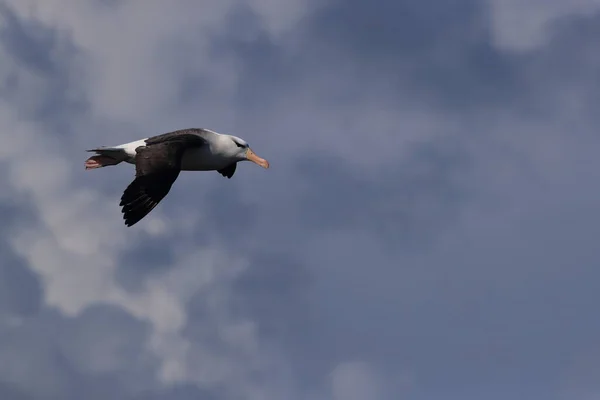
[84,128,269,227]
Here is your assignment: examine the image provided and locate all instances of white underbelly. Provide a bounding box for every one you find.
[180,147,232,171]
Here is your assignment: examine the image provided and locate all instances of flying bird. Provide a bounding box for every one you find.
[85,128,269,227]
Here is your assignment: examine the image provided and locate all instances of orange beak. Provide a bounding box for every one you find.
[246,148,270,169]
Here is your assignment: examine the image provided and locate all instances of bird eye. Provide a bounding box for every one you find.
[235,142,245,148]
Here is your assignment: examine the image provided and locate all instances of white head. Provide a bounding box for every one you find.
[224,135,270,169]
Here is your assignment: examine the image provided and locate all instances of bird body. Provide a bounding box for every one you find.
[85,128,269,227]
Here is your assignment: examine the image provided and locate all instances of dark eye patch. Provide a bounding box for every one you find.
[234,142,245,148]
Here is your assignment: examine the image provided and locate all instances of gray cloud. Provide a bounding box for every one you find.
[0,203,41,319]
[0,5,88,136]
[0,0,600,399]
[292,140,471,248]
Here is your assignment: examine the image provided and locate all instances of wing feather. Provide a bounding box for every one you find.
[119,133,207,227]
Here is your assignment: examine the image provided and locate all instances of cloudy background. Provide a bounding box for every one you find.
[0,0,599,399]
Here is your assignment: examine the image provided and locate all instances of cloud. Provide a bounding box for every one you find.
[1,0,600,399]
[488,0,600,51]
[331,361,384,400]
[292,140,470,249]
[0,2,303,399]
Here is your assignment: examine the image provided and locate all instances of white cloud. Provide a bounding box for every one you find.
[0,90,292,398]
[0,1,314,397]
[4,0,314,127]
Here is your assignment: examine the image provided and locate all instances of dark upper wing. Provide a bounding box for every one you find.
[144,128,210,147]
[119,135,206,227]
[217,163,237,179]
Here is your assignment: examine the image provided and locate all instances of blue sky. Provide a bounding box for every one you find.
[0,0,600,399]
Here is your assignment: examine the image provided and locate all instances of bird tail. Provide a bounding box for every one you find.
[85,147,128,170]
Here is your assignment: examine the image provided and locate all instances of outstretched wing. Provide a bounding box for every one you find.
[119,133,207,227]
[120,167,180,227]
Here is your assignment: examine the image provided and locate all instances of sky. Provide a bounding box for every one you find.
[0,0,599,399]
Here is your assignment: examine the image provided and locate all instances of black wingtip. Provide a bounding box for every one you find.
[121,210,144,227]
[124,219,136,227]
[119,180,163,228]
[121,201,154,228]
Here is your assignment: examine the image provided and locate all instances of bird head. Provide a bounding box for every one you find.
[228,136,270,168]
